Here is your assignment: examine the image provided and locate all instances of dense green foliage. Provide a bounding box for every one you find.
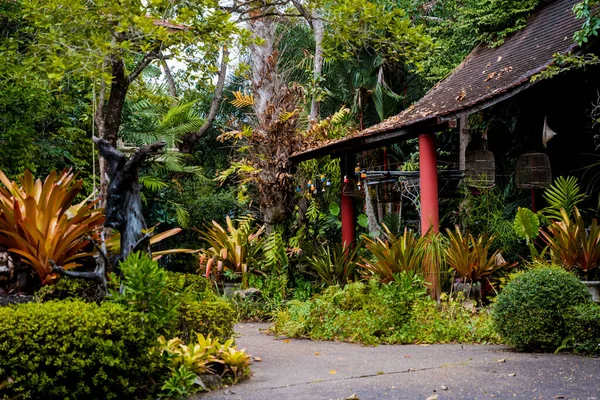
[110,252,179,333]
[492,267,592,351]
[0,300,158,400]
[562,302,600,355]
[272,273,498,345]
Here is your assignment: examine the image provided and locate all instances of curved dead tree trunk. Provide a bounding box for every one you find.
[93,137,166,261]
[52,139,166,297]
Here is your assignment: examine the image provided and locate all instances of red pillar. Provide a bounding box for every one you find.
[340,153,356,247]
[341,191,356,247]
[419,133,439,235]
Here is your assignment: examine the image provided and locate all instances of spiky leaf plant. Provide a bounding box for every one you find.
[0,169,104,285]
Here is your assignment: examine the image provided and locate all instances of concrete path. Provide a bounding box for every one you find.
[197,323,600,400]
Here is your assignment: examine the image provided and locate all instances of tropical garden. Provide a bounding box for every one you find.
[1,0,600,399]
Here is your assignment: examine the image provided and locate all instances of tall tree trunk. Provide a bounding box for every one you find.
[291,1,323,126]
[94,56,129,206]
[310,17,324,125]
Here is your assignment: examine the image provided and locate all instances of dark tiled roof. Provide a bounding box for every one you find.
[292,0,583,162]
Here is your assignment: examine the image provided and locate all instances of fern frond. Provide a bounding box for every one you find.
[230,91,254,108]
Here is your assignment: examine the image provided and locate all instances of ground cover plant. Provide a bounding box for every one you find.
[272,272,499,345]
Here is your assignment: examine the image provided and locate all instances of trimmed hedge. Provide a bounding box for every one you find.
[564,302,600,354]
[0,300,157,400]
[165,272,236,341]
[492,267,591,351]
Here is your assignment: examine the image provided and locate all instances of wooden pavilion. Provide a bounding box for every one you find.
[290,0,597,245]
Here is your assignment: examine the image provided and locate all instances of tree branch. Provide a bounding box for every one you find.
[160,53,178,98]
[181,46,229,149]
[127,49,160,84]
[123,141,167,175]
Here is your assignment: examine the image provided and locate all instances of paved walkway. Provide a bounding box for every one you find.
[197,323,600,400]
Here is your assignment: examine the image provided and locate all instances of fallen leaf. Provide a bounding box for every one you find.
[329,370,337,375]
[419,344,430,346]
[253,357,262,362]
[554,396,566,399]
[315,352,320,356]
[441,385,448,390]
[346,394,359,400]
[283,339,290,343]
[497,359,506,363]
[426,395,438,400]
[497,56,503,62]
[404,355,411,358]
[508,373,516,377]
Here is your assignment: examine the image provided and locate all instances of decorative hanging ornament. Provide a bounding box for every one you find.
[343,175,349,183]
[326,179,331,187]
[296,186,301,193]
[307,180,313,189]
[360,170,367,179]
[320,174,326,182]
[355,165,360,175]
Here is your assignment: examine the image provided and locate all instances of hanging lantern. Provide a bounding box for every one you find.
[515,153,552,189]
[360,170,367,179]
[465,150,496,188]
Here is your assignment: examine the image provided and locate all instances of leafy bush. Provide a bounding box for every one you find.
[272,273,427,345]
[0,300,158,400]
[561,302,600,355]
[174,296,236,342]
[0,169,104,285]
[36,276,100,301]
[394,294,499,344]
[109,252,178,333]
[492,267,591,351]
[165,271,213,300]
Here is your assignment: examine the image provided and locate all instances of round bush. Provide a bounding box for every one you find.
[492,267,591,351]
[0,300,158,399]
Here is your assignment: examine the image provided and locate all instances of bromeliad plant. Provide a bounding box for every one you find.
[0,170,104,285]
[305,242,363,286]
[157,333,251,397]
[199,216,265,287]
[445,226,510,283]
[359,226,424,283]
[540,207,600,280]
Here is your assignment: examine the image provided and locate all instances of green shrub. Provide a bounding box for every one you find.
[109,252,179,333]
[492,267,591,351]
[394,294,499,344]
[36,276,100,301]
[173,295,237,342]
[562,302,600,355]
[0,300,158,400]
[272,273,427,345]
[165,272,213,300]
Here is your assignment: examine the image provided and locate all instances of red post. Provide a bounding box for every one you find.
[341,191,356,248]
[419,133,439,235]
[340,153,356,247]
